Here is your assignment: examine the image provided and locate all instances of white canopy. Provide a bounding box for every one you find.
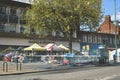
[58,44,69,51]
[109,48,120,61]
[45,43,60,51]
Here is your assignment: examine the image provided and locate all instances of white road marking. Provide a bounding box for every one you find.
[100,74,118,80]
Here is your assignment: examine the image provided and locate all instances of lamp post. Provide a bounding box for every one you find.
[114,0,119,62]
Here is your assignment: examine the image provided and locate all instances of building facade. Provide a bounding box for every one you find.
[0,0,30,33]
[97,15,120,48]
[0,0,120,54]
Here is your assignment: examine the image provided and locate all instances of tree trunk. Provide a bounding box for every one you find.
[69,37,72,53]
[69,29,73,53]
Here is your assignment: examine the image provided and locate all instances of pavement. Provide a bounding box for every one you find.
[0,61,120,76]
[0,61,62,76]
[0,61,80,76]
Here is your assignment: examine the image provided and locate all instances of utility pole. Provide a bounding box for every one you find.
[114,0,119,62]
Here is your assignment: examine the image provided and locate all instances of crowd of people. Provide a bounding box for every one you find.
[2,51,25,63]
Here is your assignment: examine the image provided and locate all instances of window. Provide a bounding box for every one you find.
[83,34,87,42]
[110,37,113,44]
[30,27,35,34]
[56,31,62,37]
[0,14,7,23]
[10,8,16,15]
[98,36,102,43]
[9,16,18,23]
[0,23,4,31]
[20,26,25,33]
[93,35,97,43]
[117,39,119,45]
[88,35,92,43]
[0,5,6,14]
[9,23,16,32]
[16,9,21,16]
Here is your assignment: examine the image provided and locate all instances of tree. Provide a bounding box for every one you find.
[25,0,103,53]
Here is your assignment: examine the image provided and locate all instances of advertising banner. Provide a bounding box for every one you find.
[80,43,102,55]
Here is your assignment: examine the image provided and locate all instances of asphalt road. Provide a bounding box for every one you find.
[1,65,120,80]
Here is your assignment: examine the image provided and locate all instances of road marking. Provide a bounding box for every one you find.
[100,74,118,80]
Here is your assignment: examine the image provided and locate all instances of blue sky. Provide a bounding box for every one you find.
[102,0,120,21]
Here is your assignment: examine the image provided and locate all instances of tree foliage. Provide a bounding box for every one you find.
[25,0,103,52]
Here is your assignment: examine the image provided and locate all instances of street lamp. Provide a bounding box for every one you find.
[114,0,119,62]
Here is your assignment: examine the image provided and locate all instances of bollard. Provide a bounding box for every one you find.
[3,62,8,72]
[16,62,18,71]
[3,62,4,72]
[20,62,22,71]
[16,62,22,71]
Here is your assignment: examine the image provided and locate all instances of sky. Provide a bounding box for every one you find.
[102,0,120,21]
[15,0,120,21]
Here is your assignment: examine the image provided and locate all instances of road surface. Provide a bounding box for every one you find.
[0,65,120,80]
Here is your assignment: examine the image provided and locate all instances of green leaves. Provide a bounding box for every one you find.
[25,0,103,52]
[25,0,102,37]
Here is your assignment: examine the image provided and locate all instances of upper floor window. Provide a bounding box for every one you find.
[20,9,26,18]
[98,35,102,43]
[0,14,7,23]
[55,31,63,37]
[16,9,21,16]
[110,37,113,44]
[93,35,97,43]
[10,8,16,15]
[83,34,87,42]
[0,5,6,14]
[88,35,92,43]
[73,31,77,38]
[117,39,119,45]
[9,16,18,23]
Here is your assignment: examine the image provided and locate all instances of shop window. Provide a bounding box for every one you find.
[20,26,25,33]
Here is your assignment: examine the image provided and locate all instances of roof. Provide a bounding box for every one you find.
[0,0,31,8]
[98,15,119,34]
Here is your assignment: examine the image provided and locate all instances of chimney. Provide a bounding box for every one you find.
[105,15,111,23]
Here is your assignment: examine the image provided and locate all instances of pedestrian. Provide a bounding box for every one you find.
[113,54,116,63]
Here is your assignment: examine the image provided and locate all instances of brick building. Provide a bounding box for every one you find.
[97,15,120,48]
[98,15,120,34]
